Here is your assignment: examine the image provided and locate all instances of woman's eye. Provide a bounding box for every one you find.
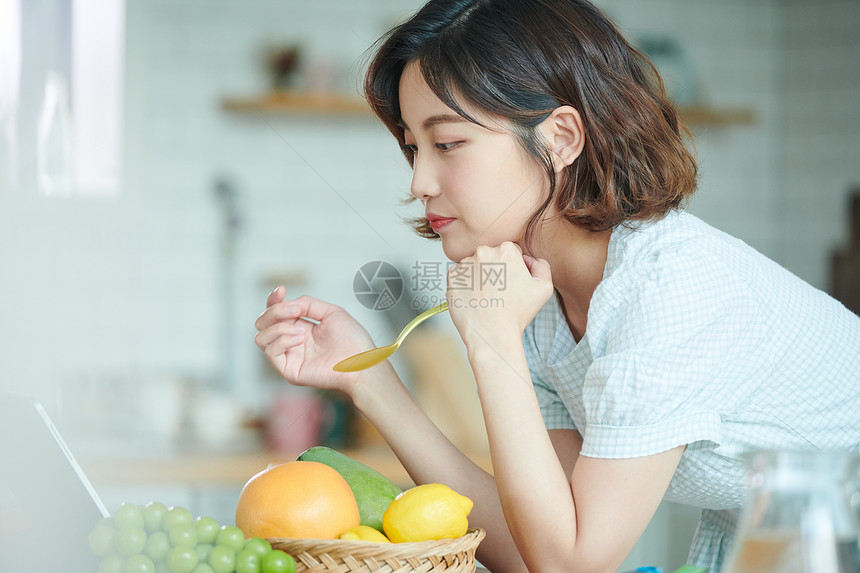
[435,142,460,151]
[400,142,460,156]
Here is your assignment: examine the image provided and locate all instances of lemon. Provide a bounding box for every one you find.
[339,525,391,543]
[382,483,473,543]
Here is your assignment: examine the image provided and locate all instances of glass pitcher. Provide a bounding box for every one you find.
[723,449,860,573]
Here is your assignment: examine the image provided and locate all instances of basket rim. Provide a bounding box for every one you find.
[267,527,486,552]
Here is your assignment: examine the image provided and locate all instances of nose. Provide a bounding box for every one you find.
[409,153,440,201]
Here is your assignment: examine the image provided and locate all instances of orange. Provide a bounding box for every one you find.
[235,460,360,539]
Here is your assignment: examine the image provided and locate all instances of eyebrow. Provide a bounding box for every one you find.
[399,114,469,132]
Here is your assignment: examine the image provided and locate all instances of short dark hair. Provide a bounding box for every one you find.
[364,0,698,247]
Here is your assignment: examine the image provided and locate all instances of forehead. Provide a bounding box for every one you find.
[398,60,503,134]
[398,61,458,129]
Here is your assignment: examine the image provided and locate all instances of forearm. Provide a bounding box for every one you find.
[465,332,580,572]
[350,363,528,572]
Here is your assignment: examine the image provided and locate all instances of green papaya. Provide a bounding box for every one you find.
[297,446,402,532]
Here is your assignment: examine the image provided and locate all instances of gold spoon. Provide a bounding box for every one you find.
[332,302,449,372]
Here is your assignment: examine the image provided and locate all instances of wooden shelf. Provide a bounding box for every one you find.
[678,105,755,126]
[221,91,370,116]
[221,92,754,126]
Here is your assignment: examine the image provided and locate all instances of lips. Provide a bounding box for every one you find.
[426,213,455,232]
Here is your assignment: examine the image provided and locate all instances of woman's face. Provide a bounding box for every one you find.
[398,61,550,262]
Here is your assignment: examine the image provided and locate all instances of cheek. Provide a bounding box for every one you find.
[440,164,484,211]
[491,160,546,217]
[444,143,546,235]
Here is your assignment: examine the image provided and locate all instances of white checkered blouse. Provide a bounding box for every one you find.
[523,210,860,572]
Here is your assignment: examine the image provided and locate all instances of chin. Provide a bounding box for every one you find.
[441,242,472,263]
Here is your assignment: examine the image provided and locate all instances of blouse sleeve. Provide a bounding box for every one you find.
[523,317,577,431]
[579,247,772,459]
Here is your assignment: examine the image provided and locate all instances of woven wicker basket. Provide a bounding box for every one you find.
[268,528,486,573]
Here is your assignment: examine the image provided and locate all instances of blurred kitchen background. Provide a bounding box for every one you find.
[1,0,858,569]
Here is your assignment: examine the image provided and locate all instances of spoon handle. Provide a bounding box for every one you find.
[393,301,449,345]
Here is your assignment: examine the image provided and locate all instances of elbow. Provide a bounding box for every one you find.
[486,565,529,573]
[519,543,621,573]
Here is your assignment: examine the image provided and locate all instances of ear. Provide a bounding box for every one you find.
[538,105,585,172]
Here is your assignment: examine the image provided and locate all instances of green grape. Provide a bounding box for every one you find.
[207,545,236,573]
[162,506,194,531]
[235,548,261,573]
[143,502,169,532]
[95,515,116,529]
[155,561,172,573]
[89,521,118,556]
[114,503,146,530]
[261,550,295,573]
[125,554,156,573]
[99,554,126,573]
[195,543,215,563]
[191,564,215,573]
[115,526,148,556]
[166,546,199,573]
[243,538,271,559]
[143,531,171,563]
[194,516,220,545]
[168,523,198,547]
[215,525,246,553]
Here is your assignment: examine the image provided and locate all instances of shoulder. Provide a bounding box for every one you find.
[602,210,759,297]
[590,211,767,351]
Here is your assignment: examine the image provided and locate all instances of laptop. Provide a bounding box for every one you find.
[0,391,109,573]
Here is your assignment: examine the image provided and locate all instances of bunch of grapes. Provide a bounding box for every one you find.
[88,502,297,573]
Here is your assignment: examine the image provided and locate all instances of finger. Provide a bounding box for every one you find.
[255,299,312,330]
[530,258,553,282]
[262,332,306,362]
[522,253,537,271]
[256,303,294,330]
[255,320,312,349]
[502,241,522,255]
[267,285,286,307]
[290,295,343,323]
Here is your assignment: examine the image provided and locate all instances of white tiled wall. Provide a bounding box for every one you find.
[1,0,439,410]
[776,0,860,289]
[603,0,782,259]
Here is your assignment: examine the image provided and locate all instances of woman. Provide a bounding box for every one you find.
[254,1,860,570]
